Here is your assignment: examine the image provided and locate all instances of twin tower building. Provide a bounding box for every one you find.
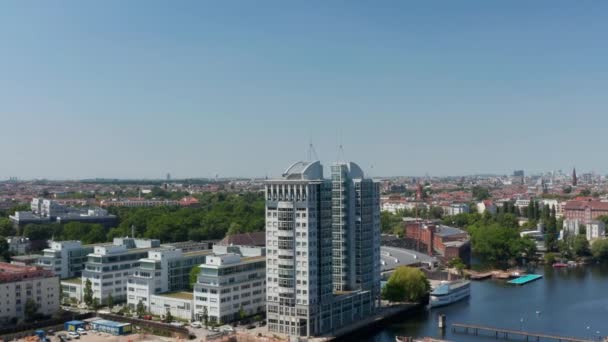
[265,160,381,337]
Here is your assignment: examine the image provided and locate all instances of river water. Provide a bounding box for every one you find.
[364,264,608,341]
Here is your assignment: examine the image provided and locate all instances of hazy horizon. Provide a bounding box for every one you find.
[2,1,608,179]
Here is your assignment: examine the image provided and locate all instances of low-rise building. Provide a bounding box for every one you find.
[10,198,117,228]
[127,248,209,310]
[564,199,608,225]
[60,277,84,304]
[445,203,470,216]
[6,236,31,255]
[149,291,194,321]
[82,238,161,304]
[193,248,266,324]
[587,221,605,241]
[562,219,581,238]
[0,263,60,324]
[405,220,471,264]
[99,199,179,208]
[476,200,497,214]
[10,254,42,266]
[38,241,94,279]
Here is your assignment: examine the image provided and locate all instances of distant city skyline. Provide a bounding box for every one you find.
[2,1,608,179]
[0,164,600,181]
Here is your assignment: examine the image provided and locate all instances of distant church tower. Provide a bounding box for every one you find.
[572,167,577,186]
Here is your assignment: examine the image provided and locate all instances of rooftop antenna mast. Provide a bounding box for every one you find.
[307,139,319,161]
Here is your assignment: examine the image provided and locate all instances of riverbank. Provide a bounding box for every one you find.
[363,264,608,341]
[312,303,423,342]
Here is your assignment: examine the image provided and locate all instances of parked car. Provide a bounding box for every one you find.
[143,315,152,320]
[170,321,184,327]
[190,321,202,328]
[219,325,234,333]
[246,324,256,330]
[68,331,80,339]
[76,328,87,335]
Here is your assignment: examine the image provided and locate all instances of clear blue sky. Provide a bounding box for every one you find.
[1,1,607,179]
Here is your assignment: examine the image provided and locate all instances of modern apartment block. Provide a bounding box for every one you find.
[127,248,210,310]
[193,246,266,324]
[265,161,381,337]
[0,263,60,324]
[38,241,94,279]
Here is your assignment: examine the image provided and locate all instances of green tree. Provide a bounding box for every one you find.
[91,298,100,311]
[544,252,558,264]
[238,306,247,321]
[165,308,174,323]
[591,239,608,261]
[189,266,201,290]
[107,293,114,309]
[381,266,430,303]
[136,300,146,318]
[447,257,466,276]
[83,279,93,307]
[0,218,15,236]
[0,237,11,262]
[573,235,591,257]
[24,298,39,320]
[202,306,209,328]
[472,186,491,201]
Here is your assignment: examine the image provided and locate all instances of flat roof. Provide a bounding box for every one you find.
[380,246,436,272]
[91,319,131,328]
[157,291,194,300]
[183,250,213,257]
[61,277,82,285]
[11,254,42,260]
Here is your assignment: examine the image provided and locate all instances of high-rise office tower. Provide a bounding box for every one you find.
[331,162,381,296]
[266,160,380,338]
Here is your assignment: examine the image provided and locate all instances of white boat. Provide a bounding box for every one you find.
[429,280,470,308]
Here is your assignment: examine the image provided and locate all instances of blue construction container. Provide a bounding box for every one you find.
[90,319,132,335]
[64,320,85,332]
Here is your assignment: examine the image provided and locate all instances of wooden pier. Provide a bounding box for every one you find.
[452,323,596,342]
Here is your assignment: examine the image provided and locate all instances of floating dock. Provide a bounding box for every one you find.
[508,274,542,285]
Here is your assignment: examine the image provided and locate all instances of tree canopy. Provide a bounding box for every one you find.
[381,266,430,303]
[22,192,266,247]
[591,239,608,261]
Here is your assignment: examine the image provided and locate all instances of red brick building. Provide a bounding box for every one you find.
[563,199,608,225]
[405,220,470,264]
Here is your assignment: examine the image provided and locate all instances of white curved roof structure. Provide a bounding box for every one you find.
[282,160,323,180]
[335,161,364,179]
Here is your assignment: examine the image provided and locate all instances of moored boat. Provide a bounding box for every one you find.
[429,280,471,308]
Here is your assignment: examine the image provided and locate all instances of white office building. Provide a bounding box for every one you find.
[5,237,31,255]
[38,241,93,279]
[82,238,161,304]
[587,221,606,241]
[265,161,380,337]
[127,248,209,310]
[193,246,266,324]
